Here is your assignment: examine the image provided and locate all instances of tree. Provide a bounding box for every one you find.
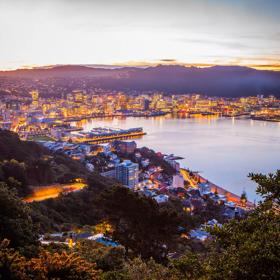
[137,147,176,176]
[0,183,39,256]
[0,130,88,195]
[0,240,100,280]
[27,250,100,280]
[249,170,280,204]
[240,190,247,207]
[0,160,29,196]
[204,170,280,279]
[121,257,170,280]
[168,252,204,280]
[103,256,203,280]
[206,210,280,279]
[0,239,29,280]
[75,240,126,272]
[98,186,180,261]
[193,199,224,225]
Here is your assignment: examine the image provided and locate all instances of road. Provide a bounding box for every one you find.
[23,182,87,203]
[180,168,254,209]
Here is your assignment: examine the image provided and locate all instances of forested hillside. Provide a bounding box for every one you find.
[0,129,87,196]
[0,129,279,279]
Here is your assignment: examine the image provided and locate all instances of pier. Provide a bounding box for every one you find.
[70,127,146,144]
[81,131,146,144]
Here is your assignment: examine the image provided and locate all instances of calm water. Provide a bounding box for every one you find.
[77,116,280,201]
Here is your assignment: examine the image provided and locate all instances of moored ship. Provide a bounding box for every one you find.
[71,127,146,144]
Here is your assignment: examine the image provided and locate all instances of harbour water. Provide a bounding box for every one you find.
[75,115,280,201]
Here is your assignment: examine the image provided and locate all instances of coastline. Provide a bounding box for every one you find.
[181,168,255,209]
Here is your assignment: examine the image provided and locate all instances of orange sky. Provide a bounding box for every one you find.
[0,0,279,71]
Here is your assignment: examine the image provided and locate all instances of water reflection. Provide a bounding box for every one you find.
[75,116,280,201]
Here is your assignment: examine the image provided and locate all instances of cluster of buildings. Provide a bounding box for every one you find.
[41,141,140,189]
[0,87,262,244]
[189,219,221,241]
[41,137,250,243]
[1,90,280,140]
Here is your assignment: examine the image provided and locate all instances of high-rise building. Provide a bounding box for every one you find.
[117,94,127,110]
[143,99,151,110]
[30,90,39,108]
[73,90,86,102]
[115,160,139,189]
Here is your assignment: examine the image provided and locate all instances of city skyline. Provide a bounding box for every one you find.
[1,0,280,70]
[1,0,280,277]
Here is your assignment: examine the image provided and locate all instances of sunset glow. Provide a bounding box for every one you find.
[1,0,279,71]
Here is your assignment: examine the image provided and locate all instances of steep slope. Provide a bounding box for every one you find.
[0,130,87,195]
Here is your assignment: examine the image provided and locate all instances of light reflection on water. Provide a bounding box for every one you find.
[76,116,280,201]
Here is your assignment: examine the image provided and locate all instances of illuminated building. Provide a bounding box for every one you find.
[115,160,139,189]
[119,94,128,110]
[30,90,39,108]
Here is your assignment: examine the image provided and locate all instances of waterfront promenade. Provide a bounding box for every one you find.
[180,168,255,209]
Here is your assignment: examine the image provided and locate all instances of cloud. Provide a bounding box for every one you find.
[0,0,279,69]
[177,37,251,50]
[159,59,178,62]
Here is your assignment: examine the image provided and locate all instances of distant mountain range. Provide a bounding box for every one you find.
[1,64,280,97]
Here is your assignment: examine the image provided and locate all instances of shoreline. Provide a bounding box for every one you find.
[181,168,254,209]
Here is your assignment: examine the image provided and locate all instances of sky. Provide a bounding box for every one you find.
[0,0,280,70]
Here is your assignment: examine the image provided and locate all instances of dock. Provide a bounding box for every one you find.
[70,127,146,144]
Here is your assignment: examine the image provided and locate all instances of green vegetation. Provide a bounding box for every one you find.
[206,210,280,279]
[0,170,280,279]
[137,147,176,176]
[0,129,280,279]
[249,170,280,203]
[30,173,119,232]
[0,239,100,280]
[202,171,280,280]
[75,240,126,272]
[0,183,38,257]
[97,186,180,261]
[0,130,87,195]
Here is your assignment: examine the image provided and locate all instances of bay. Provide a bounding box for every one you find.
[77,115,280,201]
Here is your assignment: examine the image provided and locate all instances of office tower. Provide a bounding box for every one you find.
[143,99,150,110]
[30,90,39,108]
[115,160,139,188]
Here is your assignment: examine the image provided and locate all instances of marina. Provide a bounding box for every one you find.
[70,127,146,144]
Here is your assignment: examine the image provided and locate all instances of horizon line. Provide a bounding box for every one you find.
[1,61,280,72]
